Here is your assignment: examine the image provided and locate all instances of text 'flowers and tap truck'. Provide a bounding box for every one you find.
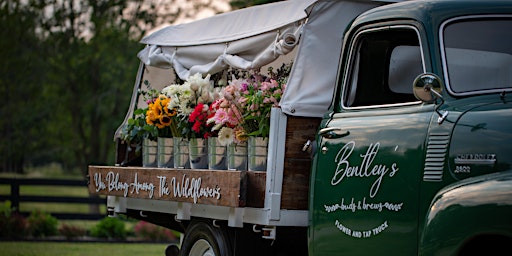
[88,0,512,255]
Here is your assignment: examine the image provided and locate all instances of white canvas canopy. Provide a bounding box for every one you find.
[136,0,386,118]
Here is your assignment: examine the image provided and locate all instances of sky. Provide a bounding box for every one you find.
[145,0,232,36]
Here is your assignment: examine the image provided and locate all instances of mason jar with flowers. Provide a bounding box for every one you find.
[120,81,159,167]
[208,77,250,170]
[161,82,192,168]
[145,94,179,168]
[239,76,286,171]
[162,73,218,169]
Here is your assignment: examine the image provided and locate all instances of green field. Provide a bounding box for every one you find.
[0,242,170,256]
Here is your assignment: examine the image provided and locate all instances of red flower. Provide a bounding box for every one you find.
[189,103,216,138]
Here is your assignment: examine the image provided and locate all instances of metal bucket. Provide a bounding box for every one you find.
[208,138,227,170]
[142,138,158,167]
[227,142,247,171]
[173,137,190,169]
[189,138,208,169]
[247,137,268,171]
[157,137,174,168]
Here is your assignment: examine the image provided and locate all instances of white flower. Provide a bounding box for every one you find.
[187,73,211,92]
[162,84,180,97]
[179,85,195,103]
[168,98,180,110]
[180,103,194,115]
[217,127,234,146]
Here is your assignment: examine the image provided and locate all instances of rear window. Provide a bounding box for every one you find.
[442,17,512,95]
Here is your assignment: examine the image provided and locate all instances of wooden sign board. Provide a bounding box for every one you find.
[88,166,247,207]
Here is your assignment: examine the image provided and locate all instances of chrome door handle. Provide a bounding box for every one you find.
[318,127,350,139]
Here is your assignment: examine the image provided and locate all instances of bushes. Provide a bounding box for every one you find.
[0,203,178,242]
[58,223,87,239]
[134,221,177,241]
[0,203,58,238]
[0,201,28,239]
[27,210,59,237]
[90,217,127,239]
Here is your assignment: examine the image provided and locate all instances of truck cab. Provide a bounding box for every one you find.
[309,1,512,255]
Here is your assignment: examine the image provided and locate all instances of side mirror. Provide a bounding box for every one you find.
[413,73,449,124]
[413,73,443,103]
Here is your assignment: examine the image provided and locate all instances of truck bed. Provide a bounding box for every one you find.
[88,109,320,227]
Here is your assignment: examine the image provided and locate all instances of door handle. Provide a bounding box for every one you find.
[318,127,350,139]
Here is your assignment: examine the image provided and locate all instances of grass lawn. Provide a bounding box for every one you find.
[0,241,171,256]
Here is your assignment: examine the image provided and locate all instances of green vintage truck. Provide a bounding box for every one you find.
[88,0,512,255]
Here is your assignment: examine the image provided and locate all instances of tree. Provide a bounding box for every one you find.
[0,1,47,173]
[0,0,231,174]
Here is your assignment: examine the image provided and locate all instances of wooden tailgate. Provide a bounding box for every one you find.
[88,166,248,207]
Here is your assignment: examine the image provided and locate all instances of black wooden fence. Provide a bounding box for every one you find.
[0,178,106,220]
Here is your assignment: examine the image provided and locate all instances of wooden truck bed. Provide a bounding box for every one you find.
[88,111,320,227]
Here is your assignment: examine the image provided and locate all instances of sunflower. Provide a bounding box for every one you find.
[146,108,158,125]
[164,106,177,117]
[159,115,172,128]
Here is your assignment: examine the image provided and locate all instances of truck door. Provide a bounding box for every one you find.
[309,25,434,255]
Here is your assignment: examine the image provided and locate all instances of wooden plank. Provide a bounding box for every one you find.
[246,171,266,208]
[282,158,312,210]
[88,166,247,207]
[284,116,321,159]
[281,116,321,210]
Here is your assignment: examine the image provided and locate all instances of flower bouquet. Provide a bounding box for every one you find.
[120,80,160,146]
[240,75,286,171]
[162,73,218,169]
[237,63,291,171]
[119,80,161,166]
[145,94,179,138]
[144,93,180,168]
[208,76,249,170]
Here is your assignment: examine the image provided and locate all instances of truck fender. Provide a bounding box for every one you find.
[419,171,512,256]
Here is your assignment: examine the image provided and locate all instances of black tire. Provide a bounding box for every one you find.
[180,221,232,256]
[166,244,180,256]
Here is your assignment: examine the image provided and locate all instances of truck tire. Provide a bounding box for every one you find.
[165,244,180,256]
[180,221,232,256]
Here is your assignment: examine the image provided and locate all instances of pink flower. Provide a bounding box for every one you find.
[213,108,229,124]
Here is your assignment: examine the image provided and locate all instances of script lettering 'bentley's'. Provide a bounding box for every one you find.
[332,141,399,198]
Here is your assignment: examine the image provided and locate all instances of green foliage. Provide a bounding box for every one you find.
[90,217,127,239]
[122,108,158,144]
[0,0,144,173]
[0,201,28,238]
[0,1,48,173]
[120,80,160,145]
[27,210,58,237]
[0,0,232,174]
[0,200,14,217]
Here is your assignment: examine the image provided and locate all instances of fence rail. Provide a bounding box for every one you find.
[0,178,106,220]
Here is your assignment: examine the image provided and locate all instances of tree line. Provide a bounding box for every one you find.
[0,0,277,176]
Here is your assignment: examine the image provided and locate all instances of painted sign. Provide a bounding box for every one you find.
[88,166,246,207]
[324,141,404,239]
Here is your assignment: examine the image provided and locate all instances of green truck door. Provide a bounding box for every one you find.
[309,25,435,255]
